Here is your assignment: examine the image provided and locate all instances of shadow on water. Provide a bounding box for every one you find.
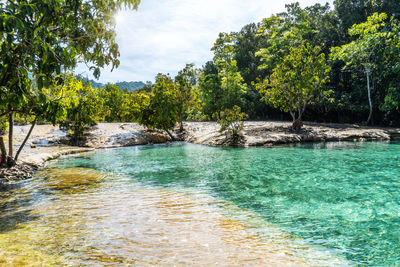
[0,181,23,192]
[0,209,40,233]
[0,167,106,235]
[0,181,42,234]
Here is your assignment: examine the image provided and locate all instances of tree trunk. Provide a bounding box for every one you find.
[0,136,6,167]
[14,117,37,162]
[298,104,305,122]
[292,108,304,132]
[8,112,13,157]
[179,116,183,132]
[366,72,373,125]
[289,111,296,122]
[165,129,175,141]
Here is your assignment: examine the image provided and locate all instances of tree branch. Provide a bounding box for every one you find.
[14,117,37,162]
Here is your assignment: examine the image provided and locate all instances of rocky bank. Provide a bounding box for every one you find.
[184,121,400,146]
[1,121,400,183]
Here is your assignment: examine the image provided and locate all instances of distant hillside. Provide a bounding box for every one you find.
[86,79,148,92]
[116,81,146,92]
[88,79,105,89]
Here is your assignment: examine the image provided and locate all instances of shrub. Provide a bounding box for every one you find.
[218,105,247,143]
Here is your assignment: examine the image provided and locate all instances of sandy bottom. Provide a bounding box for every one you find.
[0,167,347,266]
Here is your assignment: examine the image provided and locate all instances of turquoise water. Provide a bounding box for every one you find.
[54,142,400,265]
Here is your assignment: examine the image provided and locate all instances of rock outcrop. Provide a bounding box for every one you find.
[184,121,400,146]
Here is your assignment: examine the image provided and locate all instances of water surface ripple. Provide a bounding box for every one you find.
[1,142,399,265]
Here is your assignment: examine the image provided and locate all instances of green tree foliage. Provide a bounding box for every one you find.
[133,74,179,139]
[0,0,140,165]
[196,3,347,123]
[125,91,151,125]
[211,33,247,112]
[201,2,400,126]
[335,0,400,33]
[218,105,248,144]
[331,13,400,124]
[100,83,127,122]
[233,23,268,85]
[137,82,153,93]
[198,61,223,119]
[252,3,344,122]
[59,78,107,145]
[257,44,331,127]
[232,23,269,119]
[335,0,371,33]
[174,64,201,131]
[256,3,341,74]
[331,13,393,69]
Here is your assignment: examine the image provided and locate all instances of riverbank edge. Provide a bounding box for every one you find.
[0,148,94,184]
[1,121,400,183]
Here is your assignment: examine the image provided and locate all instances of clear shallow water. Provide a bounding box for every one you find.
[0,142,399,265]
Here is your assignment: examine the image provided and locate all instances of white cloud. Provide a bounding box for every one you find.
[75,0,334,83]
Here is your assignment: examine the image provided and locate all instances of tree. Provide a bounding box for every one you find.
[335,0,400,34]
[0,0,140,166]
[256,3,341,74]
[174,63,201,131]
[137,82,153,93]
[253,3,344,123]
[133,74,179,139]
[0,80,65,166]
[257,44,332,129]
[233,23,268,85]
[335,0,371,33]
[331,13,400,124]
[211,33,247,112]
[126,91,151,125]
[59,78,107,145]
[232,23,270,119]
[100,83,127,122]
[217,105,248,144]
[198,61,223,119]
[0,117,7,167]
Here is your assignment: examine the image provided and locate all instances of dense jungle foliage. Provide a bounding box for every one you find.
[91,0,400,127]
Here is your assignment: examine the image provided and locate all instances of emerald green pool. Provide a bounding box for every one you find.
[1,142,399,265]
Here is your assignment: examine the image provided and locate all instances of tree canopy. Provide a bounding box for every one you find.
[257,43,332,125]
[0,0,140,165]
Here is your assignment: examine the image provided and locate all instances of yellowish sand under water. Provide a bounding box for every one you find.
[0,168,346,266]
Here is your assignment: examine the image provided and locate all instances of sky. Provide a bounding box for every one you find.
[75,0,334,83]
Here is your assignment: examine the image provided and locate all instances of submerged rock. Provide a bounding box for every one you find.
[40,168,107,193]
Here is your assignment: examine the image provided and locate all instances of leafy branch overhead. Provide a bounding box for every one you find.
[0,0,140,165]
